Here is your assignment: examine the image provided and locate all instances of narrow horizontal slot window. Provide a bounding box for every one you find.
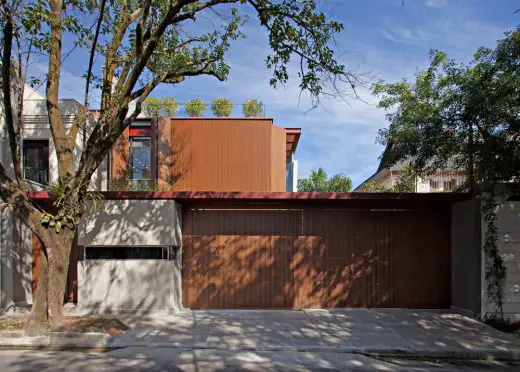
[85,246,169,260]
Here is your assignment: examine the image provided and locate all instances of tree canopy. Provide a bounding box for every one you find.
[372,27,520,193]
[297,168,352,192]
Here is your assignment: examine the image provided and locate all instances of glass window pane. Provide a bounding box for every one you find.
[130,137,151,180]
[23,140,49,184]
[24,148,40,168]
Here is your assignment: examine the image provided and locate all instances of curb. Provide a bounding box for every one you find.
[0,332,113,348]
[353,349,520,362]
[355,348,520,362]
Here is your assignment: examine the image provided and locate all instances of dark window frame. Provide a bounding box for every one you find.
[129,136,152,181]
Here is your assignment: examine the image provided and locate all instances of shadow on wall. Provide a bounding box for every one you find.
[182,207,452,310]
[79,199,181,246]
[184,235,376,310]
[78,259,180,313]
[76,199,183,313]
[0,210,33,313]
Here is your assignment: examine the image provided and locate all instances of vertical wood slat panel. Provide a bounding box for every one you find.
[182,204,452,310]
[169,119,284,192]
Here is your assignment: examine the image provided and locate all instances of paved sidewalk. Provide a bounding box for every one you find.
[113,309,520,359]
[2,309,520,360]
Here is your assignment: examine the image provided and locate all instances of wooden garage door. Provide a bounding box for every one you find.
[182,208,451,309]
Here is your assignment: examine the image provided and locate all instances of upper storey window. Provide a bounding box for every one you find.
[130,136,151,180]
[23,140,49,184]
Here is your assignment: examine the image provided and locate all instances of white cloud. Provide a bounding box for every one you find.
[426,0,448,8]
[30,61,102,106]
[381,27,429,45]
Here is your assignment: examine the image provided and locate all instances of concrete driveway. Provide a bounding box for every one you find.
[112,309,520,359]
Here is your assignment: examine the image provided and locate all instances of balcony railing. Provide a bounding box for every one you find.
[24,167,48,185]
[141,102,267,118]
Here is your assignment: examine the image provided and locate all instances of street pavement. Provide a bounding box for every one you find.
[1,348,520,371]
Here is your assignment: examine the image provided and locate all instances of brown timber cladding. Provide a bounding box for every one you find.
[182,205,451,309]
[161,118,286,192]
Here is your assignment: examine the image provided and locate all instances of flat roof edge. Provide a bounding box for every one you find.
[27,191,472,202]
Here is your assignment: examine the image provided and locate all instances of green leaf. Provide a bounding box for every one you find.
[41,214,51,225]
[55,221,62,233]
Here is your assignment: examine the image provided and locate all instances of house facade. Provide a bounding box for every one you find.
[1,89,301,194]
[0,92,302,310]
[53,191,475,313]
[3,92,516,320]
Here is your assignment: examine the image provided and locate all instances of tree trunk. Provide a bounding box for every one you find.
[26,254,49,335]
[26,229,76,336]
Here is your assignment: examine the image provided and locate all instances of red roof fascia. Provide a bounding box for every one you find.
[27,191,470,202]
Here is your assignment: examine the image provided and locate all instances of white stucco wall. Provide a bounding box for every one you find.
[78,199,182,247]
[0,209,33,310]
[483,201,520,320]
[78,260,181,312]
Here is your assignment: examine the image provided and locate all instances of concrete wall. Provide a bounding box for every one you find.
[286,160,298,192]
[0,209,33,311]
[484,201,520,320]
[77,199,183,312]
[78,199,182,246]
[451,199,481,315]
[78,260,181,312]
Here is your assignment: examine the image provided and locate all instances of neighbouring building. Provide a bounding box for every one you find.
[354,160,466,192]
[0,84,107,191]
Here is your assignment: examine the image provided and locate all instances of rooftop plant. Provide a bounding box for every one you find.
[211,98,233,117]
[143,97,179,117]
[243,99,264,117]
[185,99,207,117]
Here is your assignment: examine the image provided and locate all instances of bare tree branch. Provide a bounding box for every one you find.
[47,0,76,180]
[83,0,107,149]
[171,0,238,23]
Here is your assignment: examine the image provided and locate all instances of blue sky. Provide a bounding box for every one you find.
[32,0,519,188]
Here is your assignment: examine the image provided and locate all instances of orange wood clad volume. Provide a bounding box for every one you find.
[182,204,451,310]
[162,118,286,192]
